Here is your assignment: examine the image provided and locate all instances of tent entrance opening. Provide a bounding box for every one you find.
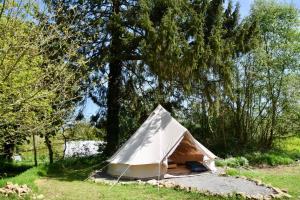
[167,134,207,176]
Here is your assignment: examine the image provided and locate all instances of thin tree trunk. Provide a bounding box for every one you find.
[45,135,54,164]
[268,98,277,147]
[32,133,38,166]
[105,0,122,156]
[62,131,67,159]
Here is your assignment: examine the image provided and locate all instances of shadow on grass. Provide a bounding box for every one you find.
[44,155,107,181]
[0,161,33,178]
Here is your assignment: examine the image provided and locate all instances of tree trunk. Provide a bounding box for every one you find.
[267,98,277,147]
[32,133,38,166]
[3,142,14,160]
[62,130,67,159]
[105,0,122,156]
[45,135,54,164]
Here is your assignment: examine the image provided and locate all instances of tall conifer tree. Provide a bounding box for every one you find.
[46,0,257,155]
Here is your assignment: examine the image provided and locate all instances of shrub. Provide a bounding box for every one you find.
[215,156,249,168]
[245,152,294,166]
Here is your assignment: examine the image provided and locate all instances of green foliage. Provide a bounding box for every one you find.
[187,0,300,154]
[245,152,294,166]
[222,136,300,167]
[0,0,83,160]
[244,136,300,166]
[63,122,104,142]
[216,157,249,168]
[0,2,53,158]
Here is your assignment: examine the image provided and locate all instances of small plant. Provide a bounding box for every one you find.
[215,157,249,168]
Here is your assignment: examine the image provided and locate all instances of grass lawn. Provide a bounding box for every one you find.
[36,178,238,200]
[226,164,300,199]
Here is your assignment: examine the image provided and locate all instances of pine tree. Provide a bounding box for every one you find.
[46,0,258,155]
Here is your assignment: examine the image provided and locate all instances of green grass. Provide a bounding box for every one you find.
[37,179,242,200]
[225,165,300,199]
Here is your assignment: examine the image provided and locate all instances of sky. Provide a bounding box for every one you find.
[237,0,300,19]
[82,0,300,118]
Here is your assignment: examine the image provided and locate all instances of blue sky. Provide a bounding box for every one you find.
[237,0,300,18]
[82,0,300,118]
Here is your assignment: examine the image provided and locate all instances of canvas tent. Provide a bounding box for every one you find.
[107,105,217,179]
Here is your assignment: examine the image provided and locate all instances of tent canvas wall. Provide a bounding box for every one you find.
[107,105,217,179]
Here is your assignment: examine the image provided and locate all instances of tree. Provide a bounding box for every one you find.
[46,0,258,156]
[0,1,52,159]
[249,0,300,147]
[0,0,83,162]
[218,0,300,150]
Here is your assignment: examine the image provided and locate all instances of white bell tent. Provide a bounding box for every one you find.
[107,105,217,179]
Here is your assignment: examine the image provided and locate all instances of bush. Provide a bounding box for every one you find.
[215,156,249,168]
[245,152,294,166]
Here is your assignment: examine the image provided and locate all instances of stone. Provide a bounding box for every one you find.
[263,196,271,200]
[272,187,282,194]
[250,194,264,200]
[163,181,175,188]
[254,180,262,186]
[136,180,145,185]
[146,179,157,185]
[186,186,192,192]
[281,188,288,193]
[236,192,247,199]
[281,193,292,198]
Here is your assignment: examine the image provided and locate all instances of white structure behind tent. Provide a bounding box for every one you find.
[107,105,217,179]
[64,140,104,157]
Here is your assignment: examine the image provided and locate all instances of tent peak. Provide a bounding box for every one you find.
[154,104,169,114]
